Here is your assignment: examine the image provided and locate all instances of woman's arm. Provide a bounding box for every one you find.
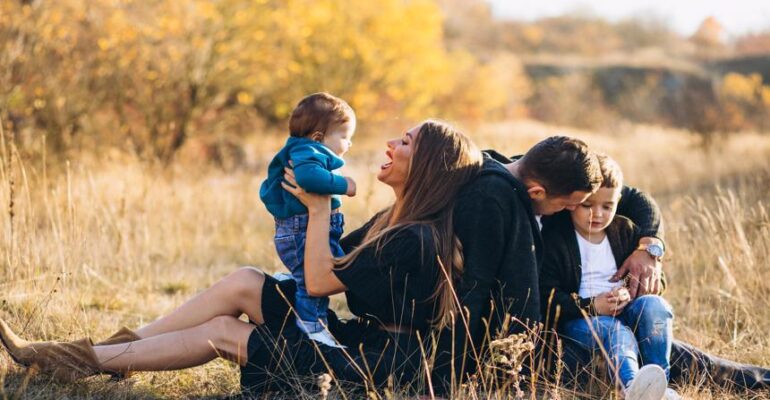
[281,167,347,297]
[289,146,349,195]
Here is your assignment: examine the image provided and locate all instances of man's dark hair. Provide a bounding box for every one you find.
[519,136,602,197]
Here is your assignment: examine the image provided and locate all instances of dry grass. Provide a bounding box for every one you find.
[1,119,770,399]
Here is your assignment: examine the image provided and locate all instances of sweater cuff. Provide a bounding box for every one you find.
[330,174,348,195]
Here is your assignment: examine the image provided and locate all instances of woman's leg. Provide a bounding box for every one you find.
[134,267,266,339]
[620,295,674,380]
[97,315,255,371]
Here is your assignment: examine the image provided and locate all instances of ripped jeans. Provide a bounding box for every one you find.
[560,295,674,388]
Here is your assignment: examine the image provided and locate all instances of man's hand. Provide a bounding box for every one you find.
[610,237,663,298]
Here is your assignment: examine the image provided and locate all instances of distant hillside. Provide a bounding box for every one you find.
[707,55,770,82]
[519,54,770,134]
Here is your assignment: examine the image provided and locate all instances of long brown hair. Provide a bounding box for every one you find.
[336,120,483,329]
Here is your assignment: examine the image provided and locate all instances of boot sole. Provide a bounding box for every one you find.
[0,329,29,367]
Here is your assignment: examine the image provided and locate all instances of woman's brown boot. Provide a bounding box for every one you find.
[95,327,141,380]
[0,319,103,382]
[95,327,141,346]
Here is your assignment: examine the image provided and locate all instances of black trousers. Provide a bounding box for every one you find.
[560,339,770,391]
[244,276,769,396]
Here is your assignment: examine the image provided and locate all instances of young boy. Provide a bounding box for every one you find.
[259,92,356,347]
[540,154,679,400]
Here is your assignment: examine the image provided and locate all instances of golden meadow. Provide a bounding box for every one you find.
[2,0,770,398]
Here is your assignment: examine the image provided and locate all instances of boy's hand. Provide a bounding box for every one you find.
[344,176,357,197]
[593,288,630,316]
[613,287,631,302]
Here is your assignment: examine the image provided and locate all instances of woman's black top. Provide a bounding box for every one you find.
[334,220,440,331]
[240,217,442,396]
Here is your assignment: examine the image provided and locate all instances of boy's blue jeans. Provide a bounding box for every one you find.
[273,212,345,334]
[560,295,674,388]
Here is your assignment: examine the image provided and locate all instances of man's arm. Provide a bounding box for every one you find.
[617,185,663,239]
[613,185,665,297]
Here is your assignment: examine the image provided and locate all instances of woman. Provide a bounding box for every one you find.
[0,120,483,395]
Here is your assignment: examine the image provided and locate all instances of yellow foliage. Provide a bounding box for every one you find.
[762,87,770,108]
[0,0,529,157]
[717,73,770,131]
[721,73,763,102]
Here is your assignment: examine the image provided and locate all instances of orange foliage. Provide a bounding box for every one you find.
[0,0,528,159]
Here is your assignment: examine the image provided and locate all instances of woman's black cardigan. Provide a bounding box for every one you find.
[539,211,667,331]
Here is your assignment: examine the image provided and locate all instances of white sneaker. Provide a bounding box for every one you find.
[624,364,667,400]
[662,388,681,400]
[307,329,346,348]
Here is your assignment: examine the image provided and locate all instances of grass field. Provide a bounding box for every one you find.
[1,119,770,399]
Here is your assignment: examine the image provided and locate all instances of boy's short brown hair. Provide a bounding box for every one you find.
[596,152,624,189]
[519,136,602,197]
[289,92,355,138]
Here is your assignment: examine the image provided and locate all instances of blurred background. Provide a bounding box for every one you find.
[1,1,770,398]
[2,0,770,162]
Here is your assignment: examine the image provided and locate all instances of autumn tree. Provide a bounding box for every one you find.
[691,16,727,58]
[2,0,519,161]
[718,73,770,131]
[735,32,770,56]
[0,1,100,151]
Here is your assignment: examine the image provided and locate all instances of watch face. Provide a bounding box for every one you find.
[648,244,664,258]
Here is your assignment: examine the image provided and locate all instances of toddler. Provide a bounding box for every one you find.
[260,92,356,347]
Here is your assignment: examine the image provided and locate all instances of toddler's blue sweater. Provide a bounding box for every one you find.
[260,136,348,219]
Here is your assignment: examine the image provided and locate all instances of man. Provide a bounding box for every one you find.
[432,136,606,391]
[433,135,769,395]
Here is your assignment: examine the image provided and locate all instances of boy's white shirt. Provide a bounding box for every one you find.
[535,216,622,299]
[575,231,623,298]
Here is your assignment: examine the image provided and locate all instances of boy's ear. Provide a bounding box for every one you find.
[310,131,325,142]
[527,185,547,201]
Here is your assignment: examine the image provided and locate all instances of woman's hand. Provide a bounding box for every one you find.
[281,165,346,297]
[593,287,631,316]
[281,166,331,214]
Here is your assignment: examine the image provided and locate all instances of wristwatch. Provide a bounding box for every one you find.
[637,243,664,260]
